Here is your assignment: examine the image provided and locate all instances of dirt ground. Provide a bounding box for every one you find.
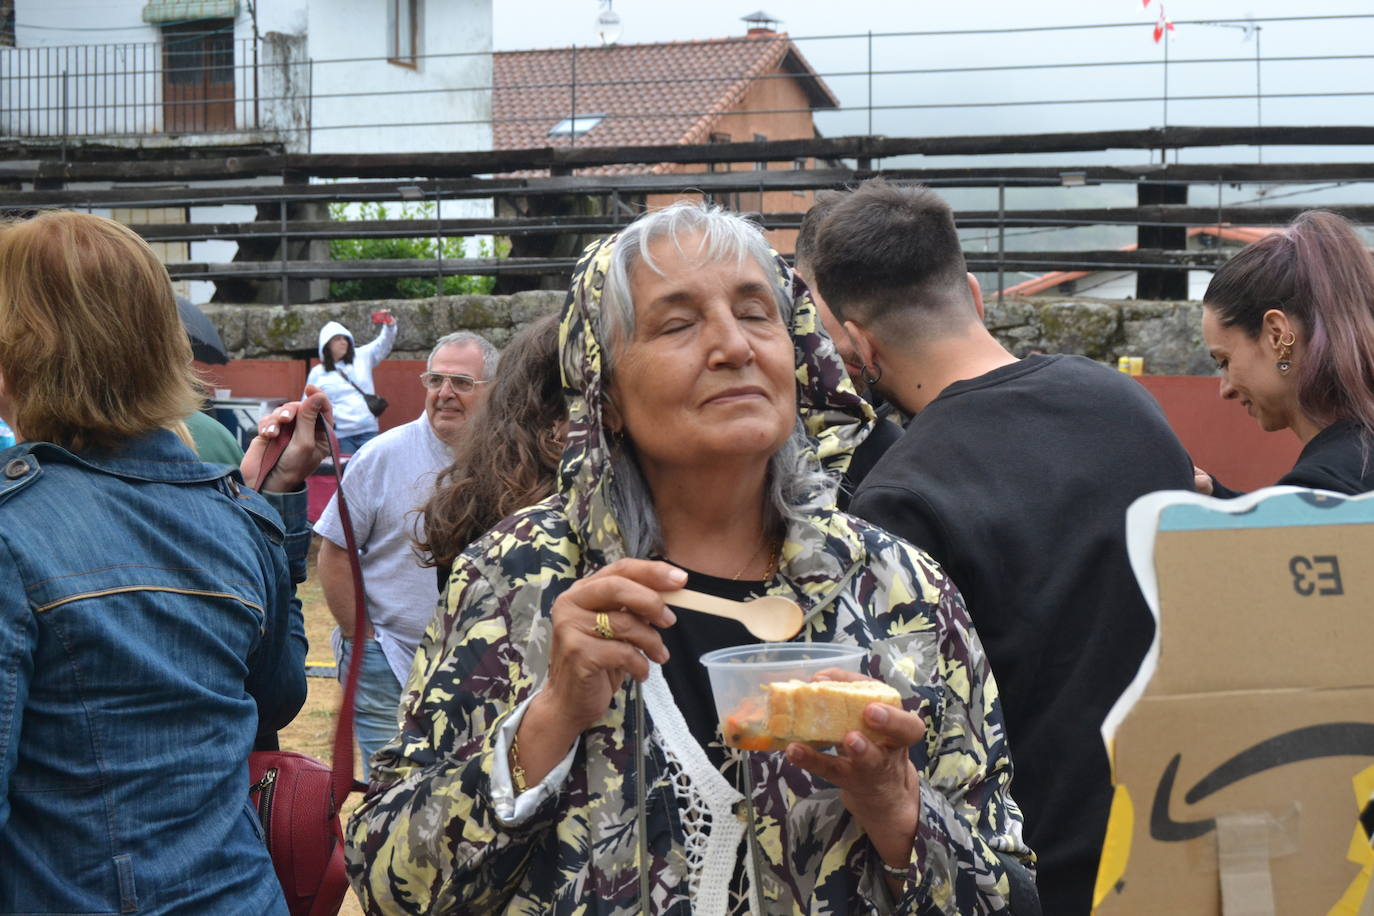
[275,535,365,916]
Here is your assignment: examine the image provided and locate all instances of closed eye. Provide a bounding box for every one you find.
[736,300,774,321]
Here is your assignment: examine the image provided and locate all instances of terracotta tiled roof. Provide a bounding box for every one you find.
[493,33,837,175]
[998,225,1283,296]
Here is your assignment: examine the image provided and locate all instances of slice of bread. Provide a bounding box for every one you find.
[762,678,903,745]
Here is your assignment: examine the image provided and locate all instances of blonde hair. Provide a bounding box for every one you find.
[0,210,203,451]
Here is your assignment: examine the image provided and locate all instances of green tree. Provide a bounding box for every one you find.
[328,201,501,300]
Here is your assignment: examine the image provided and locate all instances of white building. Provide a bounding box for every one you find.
[0,0,493,301]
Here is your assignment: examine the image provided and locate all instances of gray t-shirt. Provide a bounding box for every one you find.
[314,413,450,684]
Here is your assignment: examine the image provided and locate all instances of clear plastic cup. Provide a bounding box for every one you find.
[700,642,866,751]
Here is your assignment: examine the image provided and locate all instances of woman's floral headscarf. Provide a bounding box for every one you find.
[556,226,875,570]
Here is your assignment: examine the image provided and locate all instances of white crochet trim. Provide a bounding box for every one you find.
[643,665,747,916]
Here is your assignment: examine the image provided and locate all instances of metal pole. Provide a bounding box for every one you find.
[434,192,443,294]
[997,183,1005,306]
[867,30,873,136]
[61,69,68,162]
[1255,26,1263,164]
[307,57,314,154]
[280,198,289,310]
[569,43,577,148]
[252,9,261,130]
[1162,33,1169,158]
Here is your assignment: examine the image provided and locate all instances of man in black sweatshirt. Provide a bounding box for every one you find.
[809,180,1194,915]
[793,191,903,510]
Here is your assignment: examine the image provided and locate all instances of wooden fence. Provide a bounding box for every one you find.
[5,125,1374,298]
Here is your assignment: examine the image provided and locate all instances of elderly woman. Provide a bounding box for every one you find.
[346,204,1031,914]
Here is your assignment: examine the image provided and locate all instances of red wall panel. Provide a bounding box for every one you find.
[371,361,430,431]
[1137,376,1302,493]
[196,363,1303,495]
[194,360,307,399]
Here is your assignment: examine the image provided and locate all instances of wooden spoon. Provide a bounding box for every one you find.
[661,588,804,642]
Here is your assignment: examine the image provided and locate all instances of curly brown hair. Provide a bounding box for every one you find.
[416,313,564,570]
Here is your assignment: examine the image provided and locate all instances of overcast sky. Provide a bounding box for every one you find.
[493,1,1374,151]
[491,2,1374,271]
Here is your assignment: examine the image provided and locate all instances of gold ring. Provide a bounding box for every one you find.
[594,611,615,640]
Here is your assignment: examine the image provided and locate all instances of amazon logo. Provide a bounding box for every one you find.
[1150,722,1374,842]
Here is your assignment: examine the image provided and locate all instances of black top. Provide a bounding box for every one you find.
[838,404,904,511]
[849,354,1194,916]
[1214,419,1374,497]
[657,565,765,771]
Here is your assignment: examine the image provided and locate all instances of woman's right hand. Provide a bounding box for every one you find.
[537,559,683,732]
[516,560,683,786]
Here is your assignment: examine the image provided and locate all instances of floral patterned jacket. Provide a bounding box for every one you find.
[344,231,1033,914]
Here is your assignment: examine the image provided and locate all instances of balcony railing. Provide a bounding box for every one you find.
[0,37,261,139]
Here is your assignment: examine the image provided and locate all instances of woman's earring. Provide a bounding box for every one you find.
[1277,330,1296,375]
[861,362,883,386]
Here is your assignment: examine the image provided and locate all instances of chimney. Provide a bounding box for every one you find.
[741,10,780,36]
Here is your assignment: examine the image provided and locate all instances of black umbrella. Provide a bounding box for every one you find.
[176,295,229,364]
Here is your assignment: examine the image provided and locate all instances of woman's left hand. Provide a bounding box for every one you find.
[240,386,333,492]
[784,668,926,877]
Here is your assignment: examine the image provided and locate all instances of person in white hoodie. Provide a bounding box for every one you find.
[306,311,397,453]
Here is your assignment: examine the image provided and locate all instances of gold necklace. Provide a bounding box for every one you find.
[730,536,767,580]
[731,532,781,581]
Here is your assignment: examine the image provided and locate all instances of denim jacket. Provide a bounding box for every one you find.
[0,429,308,915]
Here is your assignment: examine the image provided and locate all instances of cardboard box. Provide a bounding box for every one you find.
[1094,488,1374,916]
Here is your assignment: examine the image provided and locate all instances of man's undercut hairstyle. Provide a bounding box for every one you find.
[809,180,973,330]
[792,189,844,280]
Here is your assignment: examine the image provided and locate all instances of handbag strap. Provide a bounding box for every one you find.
[254,415,365,811]
[337,368,371,401]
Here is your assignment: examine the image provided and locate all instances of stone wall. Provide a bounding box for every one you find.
[204,291,1217,376]
[987,296,1214,375]
[202,290,567,361]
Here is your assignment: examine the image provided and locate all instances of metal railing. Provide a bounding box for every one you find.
[0,38,261,139]
[0,13,1371,151]
[5,139,1373,306]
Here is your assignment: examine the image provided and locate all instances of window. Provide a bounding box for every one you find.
[706,132,738,210]
[548,113,606,139]
[706,132,731,174]
[740,133,768,213]
[793,157,808,196]
[389,0,421,67]
[161,20,235,132]
[0,0,13,48]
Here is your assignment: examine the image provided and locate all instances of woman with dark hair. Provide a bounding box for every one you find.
[417,313,565,589]
[1198,209,1374,496]
[0,210,328,914]
[307,310,397,453]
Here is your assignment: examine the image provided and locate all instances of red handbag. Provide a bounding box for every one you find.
[249,416,367,916]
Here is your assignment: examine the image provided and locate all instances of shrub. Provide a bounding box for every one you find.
[328,201,501,300]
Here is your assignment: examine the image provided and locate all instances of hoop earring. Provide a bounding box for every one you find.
[1277,330,1296,375]
[861,362,883,386]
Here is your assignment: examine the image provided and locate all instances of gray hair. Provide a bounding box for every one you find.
[596,202,831,558]
[599,203,789,367]
[429,331,499,377]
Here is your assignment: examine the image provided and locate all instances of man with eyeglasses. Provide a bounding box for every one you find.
[313,330,498,773]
